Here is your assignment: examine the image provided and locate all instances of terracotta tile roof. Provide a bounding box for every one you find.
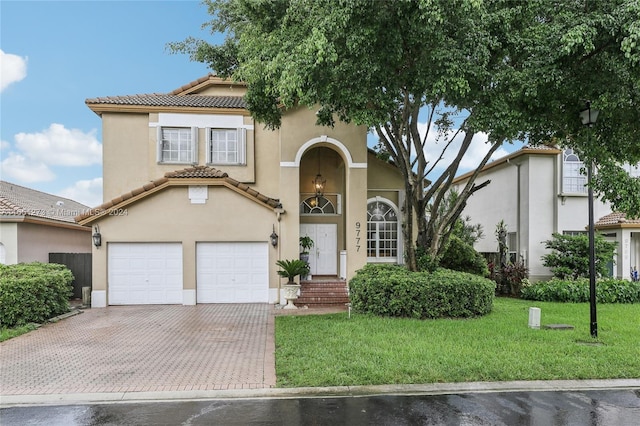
[165,166,229,179]
[85,74,247,110]
[75,166,281,224]
[596,212,640,227]
[85,94,246,109]
[0,181,90,224]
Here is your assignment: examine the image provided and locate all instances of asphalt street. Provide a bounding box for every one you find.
[2,389,640,426]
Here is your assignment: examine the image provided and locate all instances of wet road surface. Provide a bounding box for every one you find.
[2,389,639,425]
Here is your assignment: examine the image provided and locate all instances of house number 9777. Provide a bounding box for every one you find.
[355,222,361,252]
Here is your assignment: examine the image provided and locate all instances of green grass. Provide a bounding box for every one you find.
[0,323,38,342]
[275,298,640,387]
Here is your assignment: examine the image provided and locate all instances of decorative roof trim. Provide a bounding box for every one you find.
[76,166,281,225]
[453,145,562,183]
[595,212,640,230]
[169,74,246,96]
[86,104,250,116]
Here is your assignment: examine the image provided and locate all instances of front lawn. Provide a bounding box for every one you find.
[275,298,640,387]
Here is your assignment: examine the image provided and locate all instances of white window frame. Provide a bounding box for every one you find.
[366,197,401,263]
[157,126,198,164]
[562,149,587,194]
[207,128,246,165]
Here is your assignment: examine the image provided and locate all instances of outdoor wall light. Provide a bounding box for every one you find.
[270,225,279,247]
[92,225,102,248]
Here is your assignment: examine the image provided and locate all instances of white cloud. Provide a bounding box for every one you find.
[0,140,10,150]
[58,178,103,207]
[0,152,56,182]
[15,123,101,166]
[0,50,27,92]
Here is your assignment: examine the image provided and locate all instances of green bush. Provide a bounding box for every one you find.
[349,264,495,319]
[0,262,73,327]
[439,235,489,277]
[520,277,640,303]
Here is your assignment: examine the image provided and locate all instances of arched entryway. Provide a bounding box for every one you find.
[299,146,345,276]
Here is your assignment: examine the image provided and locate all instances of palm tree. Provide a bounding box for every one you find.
[276,259,310,284]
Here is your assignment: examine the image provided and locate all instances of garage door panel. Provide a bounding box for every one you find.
[108,243,183,305]
[197,242,268,303]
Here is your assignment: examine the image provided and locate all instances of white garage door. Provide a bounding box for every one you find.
[108,243,183,305]
[197,242,269,303]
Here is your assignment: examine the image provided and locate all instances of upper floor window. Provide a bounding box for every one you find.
[158,127,197,164]
[208,128,246,165]
[562,149,587,194]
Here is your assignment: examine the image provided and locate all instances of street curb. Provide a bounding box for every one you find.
[2,379,639,408]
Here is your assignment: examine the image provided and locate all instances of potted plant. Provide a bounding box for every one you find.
[276,259,310,309]
[299,235,314,280]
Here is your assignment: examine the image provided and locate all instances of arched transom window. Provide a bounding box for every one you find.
[367,199,399,262]
[300,196,336,214]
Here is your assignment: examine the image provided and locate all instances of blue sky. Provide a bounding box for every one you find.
[1,0,516,207]
[1,0,215,206]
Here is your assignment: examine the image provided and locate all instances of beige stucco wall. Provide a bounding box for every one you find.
[91,185,279,304]
[102,113,150,202]
[8,222,91,264]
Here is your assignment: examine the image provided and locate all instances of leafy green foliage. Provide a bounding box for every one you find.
[349,264,494,319]
[276,259,310,282]
[439,235,489,277]
[491,261,530,297]
[542,233,617,279]
[520,277,640,303]
[0,263,73,327]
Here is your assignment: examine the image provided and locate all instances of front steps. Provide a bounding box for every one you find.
[296,278,350,308]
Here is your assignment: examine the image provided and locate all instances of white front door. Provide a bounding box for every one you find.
[108,243,183,305]
[196,242,269,303]
[300,224,337,275]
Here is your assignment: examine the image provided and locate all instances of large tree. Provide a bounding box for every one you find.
[170,0,640,270]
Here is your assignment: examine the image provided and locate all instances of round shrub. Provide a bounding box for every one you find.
[439,235,489,277]
[0,262,73,327]
[520,277,640,303]
[349,264,495,319]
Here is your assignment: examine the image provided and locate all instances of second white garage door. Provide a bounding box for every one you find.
[196,242,269,303]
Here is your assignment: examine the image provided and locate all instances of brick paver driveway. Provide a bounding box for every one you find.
[0,304,275,395]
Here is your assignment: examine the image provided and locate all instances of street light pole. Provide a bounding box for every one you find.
[580,101,599,338]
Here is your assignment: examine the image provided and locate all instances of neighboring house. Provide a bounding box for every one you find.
[77,74,405,307]
[453,146,640,282]
[0,181,92,264]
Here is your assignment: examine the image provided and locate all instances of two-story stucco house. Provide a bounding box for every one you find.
[453,145,640,282]
[77,75,406,307]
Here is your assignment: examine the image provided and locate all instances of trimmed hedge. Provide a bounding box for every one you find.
[0,262,73,327]
[520,277,640,303]
[349,264,495,319]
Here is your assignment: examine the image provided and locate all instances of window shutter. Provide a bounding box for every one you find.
[205,128,211,164]
[237,128,246,164]
[157,126,163,163]
[191,127,198,164]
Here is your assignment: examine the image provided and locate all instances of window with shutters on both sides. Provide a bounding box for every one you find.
[158,127,197,164]
[208,128,246,165]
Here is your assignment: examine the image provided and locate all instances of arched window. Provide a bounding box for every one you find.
[563,149,587,194]
[367,199,399,262]
[300,196,336,214]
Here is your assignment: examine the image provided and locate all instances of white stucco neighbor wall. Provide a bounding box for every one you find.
[0,223,18,264]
